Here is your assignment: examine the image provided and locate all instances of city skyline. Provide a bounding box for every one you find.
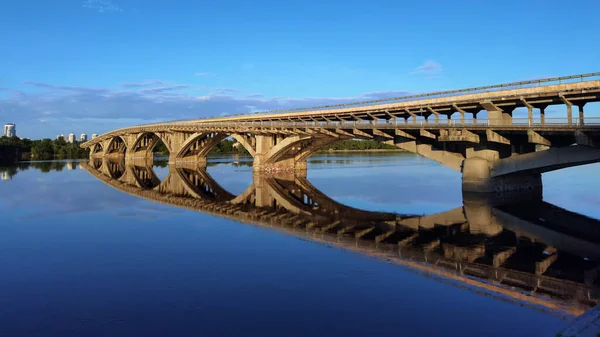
[1,122,94,141]
[1,0,599,139]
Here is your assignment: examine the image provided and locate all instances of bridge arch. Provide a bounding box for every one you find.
[90,158,103,170]
[105,136,128,156]
[230,134,256,157]
[106,159,126,179]
[91,143,104,156]
[128,164,161,189]
[293,137,350,163]
[263,135,313,165]
[175,132,230,161]
[129,132,162,153]
[174,167,236,201]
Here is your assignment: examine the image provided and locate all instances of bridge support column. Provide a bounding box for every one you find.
[126,151,154,162]
[539,106,546,125]
[560,95,573,125]
[462,157,542,193]
[253,175,275,208]
[578,103,585,125]
[252,135,308,176]
[481,102,513,126]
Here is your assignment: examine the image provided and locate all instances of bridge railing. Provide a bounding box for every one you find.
[89,73,600,139]
[212,72,600,118]
[176,117,600,128]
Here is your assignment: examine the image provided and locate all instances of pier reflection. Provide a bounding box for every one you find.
[82,158,600,318]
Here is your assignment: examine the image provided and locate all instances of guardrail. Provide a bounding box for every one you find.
[213,72,600,117]
[89,73,600,138]
[137,117,600,129]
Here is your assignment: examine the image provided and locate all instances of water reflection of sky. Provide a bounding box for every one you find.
[0,153,598,337]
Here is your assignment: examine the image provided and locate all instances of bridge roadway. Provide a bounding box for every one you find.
[83,158,600,318]
[81,72,600,193]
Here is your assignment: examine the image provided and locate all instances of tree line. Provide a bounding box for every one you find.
[0,136,400,165]
[0,136,90,164]
[154,138,397,155]
[0,161,81,179]
[319,139,397,151]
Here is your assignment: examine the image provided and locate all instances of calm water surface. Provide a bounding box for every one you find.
[1,153,599,337]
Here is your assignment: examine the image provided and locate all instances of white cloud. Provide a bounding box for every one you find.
[410,60,443,75]
[194,72,210,77]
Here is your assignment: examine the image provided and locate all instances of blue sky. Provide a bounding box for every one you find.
[0,0,599,139]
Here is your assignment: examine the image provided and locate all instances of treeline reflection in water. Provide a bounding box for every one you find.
[0,157,256,180]
[4,158,600,319]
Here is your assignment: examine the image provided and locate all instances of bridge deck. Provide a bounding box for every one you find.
[82,73,600,147]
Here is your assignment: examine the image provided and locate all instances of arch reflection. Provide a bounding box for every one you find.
[82,159,600,318]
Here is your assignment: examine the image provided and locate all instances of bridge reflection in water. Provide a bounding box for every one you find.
[83,158,600,318]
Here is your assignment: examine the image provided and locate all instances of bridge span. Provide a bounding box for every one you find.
[81,72,600,192]
[83,159,600,318]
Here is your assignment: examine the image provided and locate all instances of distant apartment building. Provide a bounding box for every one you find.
[80,133,88,142]
[3,123,16,137]
[68,133,76,144]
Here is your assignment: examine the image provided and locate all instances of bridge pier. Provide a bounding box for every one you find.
[251,134,309,175]
[462,157,542,193]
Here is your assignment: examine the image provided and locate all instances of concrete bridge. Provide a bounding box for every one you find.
[83,159,600,317]
[81,73,600,192]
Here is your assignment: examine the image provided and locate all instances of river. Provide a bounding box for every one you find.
[1,152,599,337]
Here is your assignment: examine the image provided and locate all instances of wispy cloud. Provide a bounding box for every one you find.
[22,81,109,93]
[140,84,189,93]
[194,72,210,77]
[245,93,263,98]
[410,60,443,75]
[82,0,122,13]
[119,80,164,88]
[212,88,242,95]
[2,80,412,138]
[39,119,48,123]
